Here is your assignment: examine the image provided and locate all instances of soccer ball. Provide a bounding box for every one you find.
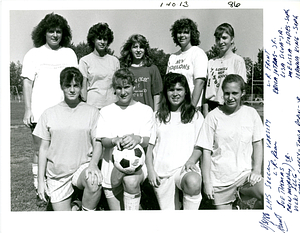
[112,144,145,174]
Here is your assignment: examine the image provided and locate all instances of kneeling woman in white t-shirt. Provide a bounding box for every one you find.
[95,68,154,210]
[146,72,204,210]
[34,67,102,211]
[199,74,264,210]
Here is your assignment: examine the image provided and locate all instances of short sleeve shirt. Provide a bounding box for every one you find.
[79,53,120,108]
[129,64,163,110]
[96,102,154,188]
[205,53,247,104]
[167,46,208,106]
[197,105,263,186]
[21,45,78,122]
[150,111,204,177]
[33,102,100,179]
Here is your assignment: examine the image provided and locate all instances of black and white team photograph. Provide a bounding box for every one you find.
[1,0,299,233]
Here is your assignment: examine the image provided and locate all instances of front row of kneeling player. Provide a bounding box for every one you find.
[34,67,264,210]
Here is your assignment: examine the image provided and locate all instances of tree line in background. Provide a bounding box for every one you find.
[10,42,263,99]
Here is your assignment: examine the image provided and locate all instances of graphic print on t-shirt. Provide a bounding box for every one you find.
[133,76,150,98]
[208,66,228,88]
[168,58,190,72]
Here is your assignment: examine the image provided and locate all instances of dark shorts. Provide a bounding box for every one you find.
[30,123,37,132]
[207,100,221,112]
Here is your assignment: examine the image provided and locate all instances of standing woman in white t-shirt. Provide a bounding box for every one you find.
[79,23,120,109]
[203,23,247,117]
[146,72,204,210]
[21,13,78,200]
[167,18,208,109]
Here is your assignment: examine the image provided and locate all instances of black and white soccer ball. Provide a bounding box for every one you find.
[112,144,145,174]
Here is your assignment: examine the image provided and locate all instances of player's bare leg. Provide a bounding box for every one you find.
[76,168,102,211]
[122,170,144,210]
[181,172,202,210]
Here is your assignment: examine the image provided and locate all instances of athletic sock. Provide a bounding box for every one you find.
[32,163,38,191]
[124,191,141,210]
[183,192,202,210]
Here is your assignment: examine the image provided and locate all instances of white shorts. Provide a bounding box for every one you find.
[213,172,262,206]
[154,165,201,210]
[46,163,89,203]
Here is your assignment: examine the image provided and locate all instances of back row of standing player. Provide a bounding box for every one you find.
[22,13,263,210]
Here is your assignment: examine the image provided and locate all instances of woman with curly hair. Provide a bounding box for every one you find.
[119,34,163,111]
[21,13,78,199]
[146,72,204,210]
[167,18,208,110]
[79,22,120,109]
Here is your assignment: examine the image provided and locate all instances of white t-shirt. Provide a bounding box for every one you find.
[33,101,100,179]
[167,46,208,106]
[96,101,154,188]
[150,111,204,177]
[197,105,263,186]
[79,53,120,109]
[21,45,78,122]
[205,53,247,104]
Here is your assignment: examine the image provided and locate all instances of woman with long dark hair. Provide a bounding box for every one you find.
[146,72,204,210]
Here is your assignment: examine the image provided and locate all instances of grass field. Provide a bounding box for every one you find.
[11,126,47,211]
[10,101,263,211]
[10,101,46,211]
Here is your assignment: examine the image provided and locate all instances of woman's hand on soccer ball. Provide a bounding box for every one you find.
[120,134,140,150]
[112,136,123,150]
